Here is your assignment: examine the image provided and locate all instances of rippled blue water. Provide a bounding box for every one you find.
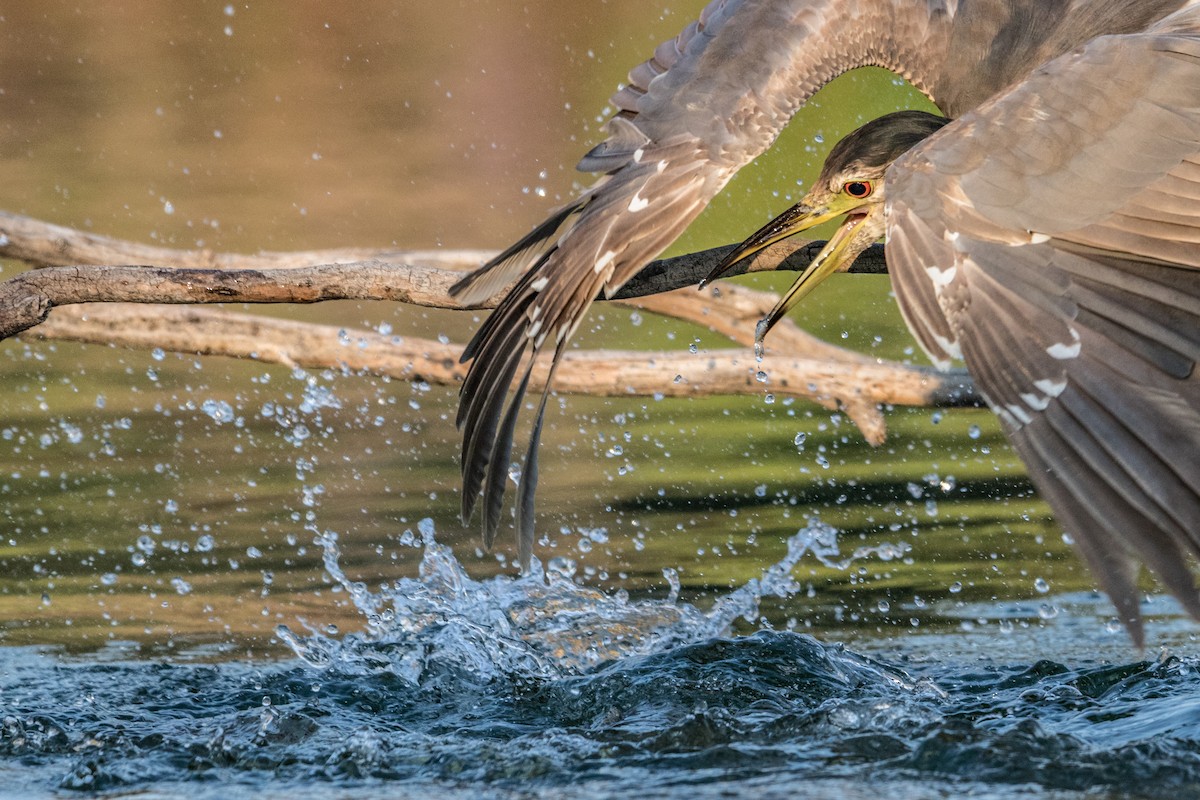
[2,522,1198,800]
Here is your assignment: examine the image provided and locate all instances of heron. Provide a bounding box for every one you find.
[450,0,1200,645]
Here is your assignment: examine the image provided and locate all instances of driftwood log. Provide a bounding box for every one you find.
[0,210,978,444]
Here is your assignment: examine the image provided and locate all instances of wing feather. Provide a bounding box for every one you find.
[887,25,1200,638]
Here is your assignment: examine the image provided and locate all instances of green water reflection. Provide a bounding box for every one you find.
[0,2,1123,655]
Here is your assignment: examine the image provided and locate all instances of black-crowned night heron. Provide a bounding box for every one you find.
[451,0,1200,645]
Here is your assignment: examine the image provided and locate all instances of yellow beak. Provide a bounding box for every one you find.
[705,199,870,343]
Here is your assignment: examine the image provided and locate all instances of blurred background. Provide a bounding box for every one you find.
[0,1,1101,657]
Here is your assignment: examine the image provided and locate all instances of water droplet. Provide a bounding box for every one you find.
[1034,577,1050,594]
[948,581,963,594]
[171,577,192,595]
[967,424,982,440]
[201,399,235,424]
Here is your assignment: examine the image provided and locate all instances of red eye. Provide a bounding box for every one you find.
[843,181,872,198]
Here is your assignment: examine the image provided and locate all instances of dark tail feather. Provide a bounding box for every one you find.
[515,342,566,569]
[482,365,535,547]
[457,306,529,516]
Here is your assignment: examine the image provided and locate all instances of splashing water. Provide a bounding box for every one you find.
[6,518,1200,797]
[277,518,863,683]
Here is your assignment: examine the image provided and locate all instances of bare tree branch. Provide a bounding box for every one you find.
[31,303,976,444]
[608,239,888,299]
[0,210,888,340]
[0,208,886,281]
[0,209,980,445]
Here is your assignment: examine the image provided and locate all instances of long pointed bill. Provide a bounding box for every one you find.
[756,211,869,344]
[703,203,844,286]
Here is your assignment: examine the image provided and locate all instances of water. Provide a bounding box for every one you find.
[2,6,1198,798]
[2,521,1198,799]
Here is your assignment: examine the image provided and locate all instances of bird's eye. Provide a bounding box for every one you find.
[843,181,873,198]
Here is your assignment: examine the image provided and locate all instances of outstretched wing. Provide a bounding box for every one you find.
[453,133,722,565]
[450,0,1195,567]
[450,0,970,561]
[887,25,1200,645]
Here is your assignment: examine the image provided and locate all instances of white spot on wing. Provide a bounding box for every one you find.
[1033,378,1066,398]
[656,160,668,174]
[633,148,644,163]
[1046,326,1081,359]
[925,264,957,292]
[930,332,962,362]
[1006,403,1033,425]
[628,192,649,212]
[1046,340,1080,360]
[527,319,543,340]
[594,250,617,274]
[530,276,549,292]
[1019,392,1050,411]
[1029,232,1050,244]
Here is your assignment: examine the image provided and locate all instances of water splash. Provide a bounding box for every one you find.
[8,522,1200,797]
[277,518,882,684]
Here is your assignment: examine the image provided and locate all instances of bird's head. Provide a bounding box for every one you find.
[706,110,950,343]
